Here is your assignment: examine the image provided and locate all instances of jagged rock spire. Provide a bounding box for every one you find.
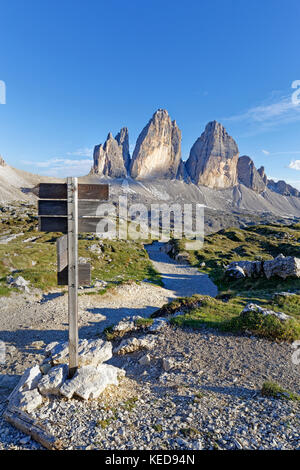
[185,121,239,188]
[130,109,182,179]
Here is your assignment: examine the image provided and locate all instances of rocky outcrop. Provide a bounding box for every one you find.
[257,166,268,184]
[130,109,182,179]
[267,179,300,198]
[237,156,266,193]
[92,128,130,178]
[241,303,291,322]
[225,255,300,280]
[263,254,300,279]
[185,121,239,189]
[115,127,131,172]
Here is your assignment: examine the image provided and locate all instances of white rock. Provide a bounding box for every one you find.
[49,339,112,367]
[88,244,102,254]
[148,318,167,333]
[8,275,30,293]
[18,389,43,413]
[263,255,300,279]
[38,365,68,396]
[112,315,143,334]
[114,335,157,355]
[60,364,125,400]
[8,365,42,404]
[225,266,246,279]
[241,303,291,322]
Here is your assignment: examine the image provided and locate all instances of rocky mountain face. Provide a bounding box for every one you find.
[91,128,130,178]
[115,128,131,172]
[237,155,266,193]
[237,156,300,197]
[267,179,300,197]
[89,109,300,199]
[257,166,267,185]
[185,121,239,189]
[130,109,182,180]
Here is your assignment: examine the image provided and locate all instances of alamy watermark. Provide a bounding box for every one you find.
[89,196,204,250]
[291,340,300,365]
[291,80,300,105]
[0,340,5,364]
[0,80,6,104]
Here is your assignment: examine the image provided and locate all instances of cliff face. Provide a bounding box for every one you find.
[130,109,182,179]
[237,155,266,193]
[92,128,130,178]
[267,179,300,197]
[185,121,239,189]
[115,127,131,172]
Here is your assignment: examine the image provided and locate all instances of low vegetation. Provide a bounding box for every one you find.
[152,294,300,341]
[261,381,300,401]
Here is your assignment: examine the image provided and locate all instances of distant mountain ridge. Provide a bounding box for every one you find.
[90,109,300,199]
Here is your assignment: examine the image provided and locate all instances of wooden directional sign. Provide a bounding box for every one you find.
[38,180,109,378]
[57,264,91,286]
[56,235,91,286]
[38,183,109,234]
[38,183,109,200]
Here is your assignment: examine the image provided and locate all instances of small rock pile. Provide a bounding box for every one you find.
[7,338,125,413]
[6,275,30,293]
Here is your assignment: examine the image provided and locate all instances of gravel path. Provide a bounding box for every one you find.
[145,242,218,298]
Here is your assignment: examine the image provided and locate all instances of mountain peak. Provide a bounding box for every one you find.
[130,109,181,179]
[92,129,130,178]
[185,121,239,188]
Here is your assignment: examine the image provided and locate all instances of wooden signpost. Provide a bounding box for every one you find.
[38,178,109,378]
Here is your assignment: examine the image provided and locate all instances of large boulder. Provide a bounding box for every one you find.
[226,260,263,278]
[224,265,246,279]
[185,121,239,189]
[130,109,182,180]
[60,364,125,400]
[263,254,300,279]
[46,338,113,367]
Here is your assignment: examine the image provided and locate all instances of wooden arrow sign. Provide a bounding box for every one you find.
[38,183,109,200]
[56,235,91,286]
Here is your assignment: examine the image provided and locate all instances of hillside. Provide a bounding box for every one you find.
[0,161,62,202]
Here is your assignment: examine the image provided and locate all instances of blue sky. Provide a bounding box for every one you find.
[0,0,300,187]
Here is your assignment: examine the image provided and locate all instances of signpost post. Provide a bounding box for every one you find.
[38,179,109,378]
[67,177,79,378]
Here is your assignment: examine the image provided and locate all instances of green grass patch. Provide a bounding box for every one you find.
[134,317,154,328]
[261,381,300,401]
